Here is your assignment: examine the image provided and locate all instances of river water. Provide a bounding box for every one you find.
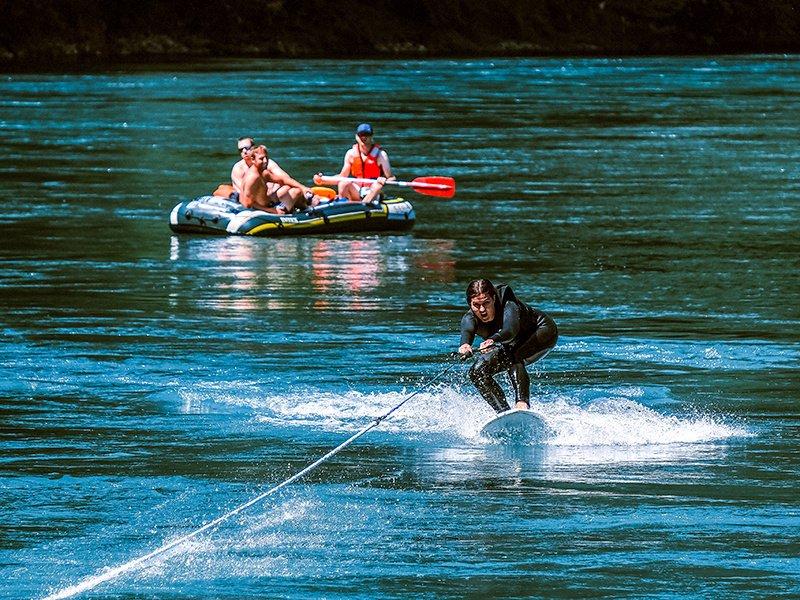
[2,56,799,599]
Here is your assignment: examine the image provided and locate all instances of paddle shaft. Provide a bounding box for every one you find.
[315,175,453,191]
[355,177,448,190]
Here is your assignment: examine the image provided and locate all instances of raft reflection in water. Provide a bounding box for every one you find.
[168,235,456,313]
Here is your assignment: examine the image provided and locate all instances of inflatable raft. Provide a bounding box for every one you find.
[169,195,415,237]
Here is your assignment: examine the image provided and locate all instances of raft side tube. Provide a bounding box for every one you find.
[168,196,414,237]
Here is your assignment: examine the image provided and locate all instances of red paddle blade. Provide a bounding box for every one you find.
[411,176,456,198]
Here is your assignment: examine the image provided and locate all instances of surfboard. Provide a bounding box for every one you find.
[479,408,548,443]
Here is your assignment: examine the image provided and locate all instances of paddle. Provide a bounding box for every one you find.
[313,174,456,198]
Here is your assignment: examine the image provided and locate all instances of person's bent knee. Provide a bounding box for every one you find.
[341,183,360,202]
[468,361,482,383]
[468,360,490,384]
[543,320,558,347]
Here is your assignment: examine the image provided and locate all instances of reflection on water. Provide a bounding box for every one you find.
[310,238,385,310]
[411,239,457,283]
[167,234,456,313]
[418,442,732,493]
[429,440,728,478]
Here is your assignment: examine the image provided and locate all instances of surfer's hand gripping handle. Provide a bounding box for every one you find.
[457,343,502,362]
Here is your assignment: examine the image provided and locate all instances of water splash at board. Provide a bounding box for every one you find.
[180,384,750,448]
[43,384,751,599]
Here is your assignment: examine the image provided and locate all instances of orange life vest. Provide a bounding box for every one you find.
[350,144,383,179]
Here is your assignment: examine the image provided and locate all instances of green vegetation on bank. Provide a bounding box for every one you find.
[2,0,798,68]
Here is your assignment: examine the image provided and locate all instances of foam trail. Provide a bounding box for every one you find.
[244,387,748,447]
[539,396,749,447]
[42,431,355,599]
[41,495,261,600]
[43,554,158,600]
[42,361,459,599]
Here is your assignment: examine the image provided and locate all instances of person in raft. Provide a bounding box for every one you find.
[239,145,321,213]
[335,123,395,204]
[231,136,255,195]
[232,137,324,212]
[458,279,558,413]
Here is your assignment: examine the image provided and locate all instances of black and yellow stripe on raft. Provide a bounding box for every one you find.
[246,204,388,235]
[168,195,411,237]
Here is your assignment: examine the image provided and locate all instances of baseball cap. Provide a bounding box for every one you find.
[356,123,373,135]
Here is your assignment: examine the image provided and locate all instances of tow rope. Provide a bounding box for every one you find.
[43,359,460,600]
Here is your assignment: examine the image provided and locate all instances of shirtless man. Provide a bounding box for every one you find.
[336,123,395,204]
[233,139,323,212]
[231,136,256,195]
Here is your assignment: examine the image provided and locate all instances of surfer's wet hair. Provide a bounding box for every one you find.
[466,279,497,304]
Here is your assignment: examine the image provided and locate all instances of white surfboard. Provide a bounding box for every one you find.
[479,408,548,443]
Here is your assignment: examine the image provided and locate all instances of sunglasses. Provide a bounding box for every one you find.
[238,144,253,152]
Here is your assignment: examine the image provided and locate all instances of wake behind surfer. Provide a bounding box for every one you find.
[458,279,558,413]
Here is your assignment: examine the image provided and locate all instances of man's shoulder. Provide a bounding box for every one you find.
[241,167,260,182]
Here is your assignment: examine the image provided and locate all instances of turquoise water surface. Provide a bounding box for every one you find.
[1,56,799,599]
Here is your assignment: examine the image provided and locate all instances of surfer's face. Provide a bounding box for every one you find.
[470,293,495,323]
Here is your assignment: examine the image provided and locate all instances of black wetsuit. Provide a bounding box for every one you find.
[460,284,558,413]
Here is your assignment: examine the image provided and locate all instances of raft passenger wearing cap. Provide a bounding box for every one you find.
[335,123,395,204]
[458,279,558,414]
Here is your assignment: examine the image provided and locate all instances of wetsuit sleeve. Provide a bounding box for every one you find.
[489,302,521,344]
[460,312,477,346]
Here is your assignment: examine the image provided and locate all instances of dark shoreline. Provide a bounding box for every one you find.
[2,0,799,72]
[3,51,797,76]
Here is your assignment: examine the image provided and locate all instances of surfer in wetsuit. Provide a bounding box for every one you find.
[458,279,558,413]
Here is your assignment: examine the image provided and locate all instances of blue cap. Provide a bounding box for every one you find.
[356,123,373,135]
